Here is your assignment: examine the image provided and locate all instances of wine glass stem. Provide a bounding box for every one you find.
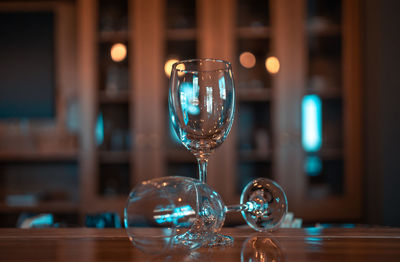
[197,157,208,183]
[225,201,268,213]
[225,204,247,213]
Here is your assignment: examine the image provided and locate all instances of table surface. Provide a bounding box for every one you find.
[0,227,400,261]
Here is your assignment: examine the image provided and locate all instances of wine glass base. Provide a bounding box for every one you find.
[205,233,234,248]
[173,232,233,249]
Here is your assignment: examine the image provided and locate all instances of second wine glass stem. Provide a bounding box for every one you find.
[225,204,248,213]
[225,202,269,214]
[197,157,208,183]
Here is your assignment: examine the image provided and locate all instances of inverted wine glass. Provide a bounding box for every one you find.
[124,176,287,254]
[168,58,235,183]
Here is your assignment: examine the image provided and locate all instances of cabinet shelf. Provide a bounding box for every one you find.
[98,151,131,164]
[99,90,130,104]
[0,201,79,213]
[307,87,342,99]
[0,151,78,162]
[237,88,271,102]
[238,150,272,162]
[166,28,196,41]
[165,149,196,163]
[99,30,129,42]
[236,26,271,39]
[320,148,343,160]
[86,196,126,214]
[307,24,341,37]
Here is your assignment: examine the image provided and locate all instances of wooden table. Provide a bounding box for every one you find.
[0,227,400,261]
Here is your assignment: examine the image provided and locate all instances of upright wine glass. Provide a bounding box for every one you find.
[169,58,235,183]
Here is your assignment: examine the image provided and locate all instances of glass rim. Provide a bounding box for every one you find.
[172,58,232,74]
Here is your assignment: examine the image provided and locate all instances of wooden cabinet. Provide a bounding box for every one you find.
[0,0,361,226]
[0,1,80,226]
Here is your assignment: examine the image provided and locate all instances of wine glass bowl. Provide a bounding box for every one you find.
[124,176,226,253]
[169,58,235,182]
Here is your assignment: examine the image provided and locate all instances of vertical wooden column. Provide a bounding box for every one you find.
[271,0,306,207]
[342,0,362,219]
[132,0,164,184]
[77,0,98,218]
[197,0,237,201]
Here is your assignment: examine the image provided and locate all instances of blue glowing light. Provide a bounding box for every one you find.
[302,94,322,152]
[304,155,322,176]
[305,227,322,236]
[95,112,104,146]
[153,205,195,226]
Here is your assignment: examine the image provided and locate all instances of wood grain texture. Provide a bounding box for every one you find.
[0,228,399,261]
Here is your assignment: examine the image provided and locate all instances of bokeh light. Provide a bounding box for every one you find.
[110,43,127,62]
[164,59,179,77]
[239,51,256,69]
[164,59,185,78]
[265,56,280,74]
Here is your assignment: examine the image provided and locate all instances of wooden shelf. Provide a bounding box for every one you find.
[99,30,129,42]
[237,88,271,102]
[236,26,271,39]
[320,148,343,160]
[0,201,79,213]
[238,150,272,162]
[98,151,131,164]
[165,149,196,163]
[307,87,342,99]
[0,151,78,162]
[166,28,196,41]
[307,24,341,37]
[86,196,126,215]
[99,90,130,104]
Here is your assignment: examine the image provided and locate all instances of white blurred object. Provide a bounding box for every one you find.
[280,212,303,228]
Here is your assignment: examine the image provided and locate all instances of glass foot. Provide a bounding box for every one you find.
[173,232,233,249]
[205,233,234,248]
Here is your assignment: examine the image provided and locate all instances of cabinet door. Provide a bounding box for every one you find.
[274,0,362,221]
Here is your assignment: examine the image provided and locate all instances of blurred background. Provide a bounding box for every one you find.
[0,0,399,228]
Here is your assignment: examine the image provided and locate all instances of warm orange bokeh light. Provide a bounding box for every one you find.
[239,51,256,69]
[164,59,179,77]
[110,43,127,62]
[265,56,280,74]
[164,59,185,78]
